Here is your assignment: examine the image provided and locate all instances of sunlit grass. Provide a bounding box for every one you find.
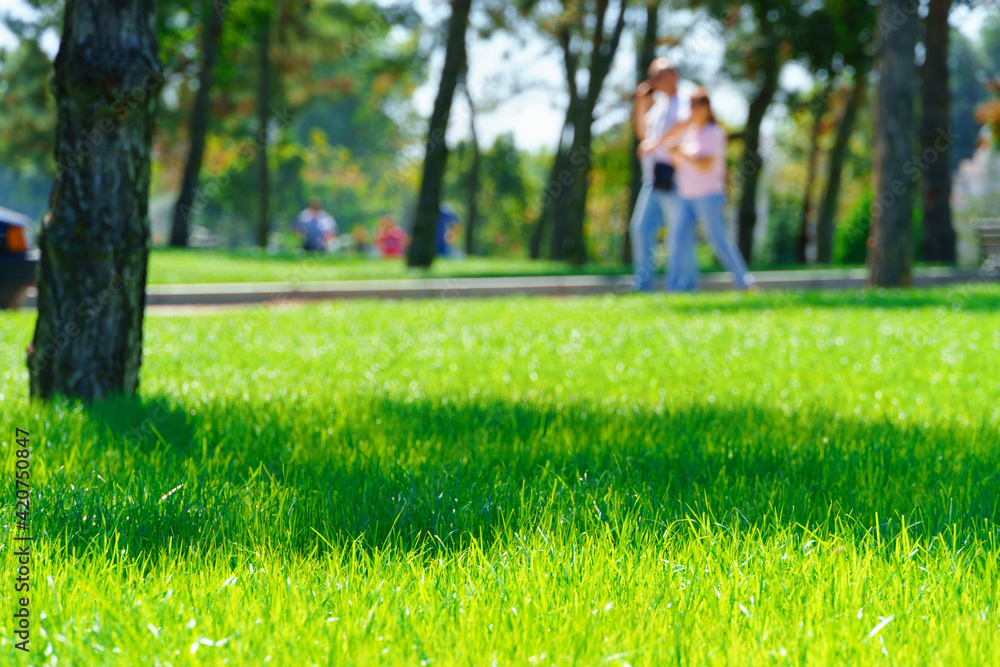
[1,285,998,665]
[147,248,629,284]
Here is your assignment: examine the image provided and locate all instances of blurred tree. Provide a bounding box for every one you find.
[791,78,834,264]
[949,30,988,168]
[524,0,628,265]
[0,35,55,173]
[981,12,1000,77]
[170,0,228,247]
[724,1,788,263]
[255,7,271,247]
[462,73,481,256]
[920,0,955,263]
[815,67,868,264]
[808,0,875,264]
[869,0,919,286]
[408,0,473,268]
[28,0,162,400]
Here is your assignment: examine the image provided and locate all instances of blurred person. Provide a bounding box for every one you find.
[436,203,460,257]
[662,87,755,292]
[352,224,372,255]
[375,215,408,258]
[631,57,690,291]
[293,199,337,252]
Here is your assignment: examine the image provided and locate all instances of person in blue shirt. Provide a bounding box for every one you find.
[436,204,460,257]
[293,199,337,252]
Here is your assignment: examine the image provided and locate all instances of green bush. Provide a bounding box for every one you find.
[762,191,801,267]
[833,185,924,264]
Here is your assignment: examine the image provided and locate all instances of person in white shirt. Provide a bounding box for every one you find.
[293,199,337,252]
[630,58,690,291]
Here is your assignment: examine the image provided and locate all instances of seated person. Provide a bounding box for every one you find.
[293,199,337,251]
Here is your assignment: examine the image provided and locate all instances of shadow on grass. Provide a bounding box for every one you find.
[26,391,999,561]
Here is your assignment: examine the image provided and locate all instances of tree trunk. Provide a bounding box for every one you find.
[255,15,271,248]
[463,81,480,256]
[407,0,472,268]
[530,117,570,259]
[869,0,918,286]
[796,82,831,264]
[532,20,580,261]
[557,0,628,266]
[561,109,594,264]
[736,39,780,263]
[920,0,955,263]
[816,71,866,264]
[170,0,227,247]
[27,0,162,401]
[625,0,660,265]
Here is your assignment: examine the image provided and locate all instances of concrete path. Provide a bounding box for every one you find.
[19,267,995,309]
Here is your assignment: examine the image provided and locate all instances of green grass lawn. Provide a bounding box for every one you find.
[147,248,631,284]
[2,286,999,665]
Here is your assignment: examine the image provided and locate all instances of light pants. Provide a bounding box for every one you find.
[630,183,682,291]
[667,193,755,292]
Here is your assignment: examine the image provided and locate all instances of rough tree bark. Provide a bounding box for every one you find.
[624,0,660,265]
[27,0,163,401]
[869,0,918,286]
[254,14,271,248]
[816,71,866,264]
[463,80,480,256]
[736,39,780,263]
[407,0,472,268]
[920,0,955,263]
[170,0,228,247]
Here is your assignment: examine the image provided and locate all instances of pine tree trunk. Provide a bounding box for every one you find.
[920,0,955,263]
[407,0,472,268]
[28,0,162,401]
[625,0,660,265]
[464,82,480,256]
[736,40,780,263]
[255,16,271,248]
[869,0,918,286]
[816,71,866,264]
[170,0,227,247]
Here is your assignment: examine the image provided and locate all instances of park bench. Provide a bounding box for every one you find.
[976,221,1000,264]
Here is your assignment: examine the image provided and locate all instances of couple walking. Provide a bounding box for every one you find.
[631,58,755,293]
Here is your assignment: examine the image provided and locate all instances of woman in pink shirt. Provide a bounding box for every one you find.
[661,88,755,292]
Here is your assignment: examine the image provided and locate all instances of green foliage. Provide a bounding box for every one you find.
[761,191,801,266]
[2,286,1000,663]
[833,185,925,264]
[0,36,55,174]
[444,133,533,255]
[834,185,872,264]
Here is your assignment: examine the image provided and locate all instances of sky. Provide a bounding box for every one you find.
[0,0,993,153]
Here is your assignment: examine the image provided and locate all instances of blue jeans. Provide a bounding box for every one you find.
[667,193,755,291]
[630,183,681,291]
